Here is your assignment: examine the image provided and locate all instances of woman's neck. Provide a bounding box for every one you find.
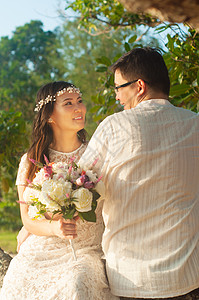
[50,132,82,153]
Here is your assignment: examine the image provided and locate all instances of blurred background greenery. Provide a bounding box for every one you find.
[1,0,199,254]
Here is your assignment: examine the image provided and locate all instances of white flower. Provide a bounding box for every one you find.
[52,173,66,181]
[71,169,81,181]
[72,188,93,212]
[23,187,41,204]
[39,192,61,211]
[85,170,98,183]
[41,178,72,206]
[33,168,46,185]
[28,206,45,220]
[52,162,69,174]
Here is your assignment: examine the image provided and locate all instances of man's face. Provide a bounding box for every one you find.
[114,69,139,110]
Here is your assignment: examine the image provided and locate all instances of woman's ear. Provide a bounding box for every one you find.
[48,117,55,124]
[48,118,53,123]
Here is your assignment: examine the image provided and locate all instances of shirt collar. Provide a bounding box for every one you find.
[136,98,171,108]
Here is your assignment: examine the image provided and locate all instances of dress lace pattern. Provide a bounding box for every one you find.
[0,144,118,300]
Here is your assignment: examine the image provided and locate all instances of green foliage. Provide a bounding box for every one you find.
[0,189,22,231]
[93,24,199,120]
[0,20,65,120]
[86,32,161,122]
[159,25,199,111]
[66,0,157,34]
[0,230,18,254]
[0,110,28,230]
[0,110,28,192]
[65,1,199,117]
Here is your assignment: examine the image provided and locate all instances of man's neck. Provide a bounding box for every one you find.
[144,91,169,101]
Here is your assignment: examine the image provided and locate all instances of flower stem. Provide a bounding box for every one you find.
[69,239,77,260]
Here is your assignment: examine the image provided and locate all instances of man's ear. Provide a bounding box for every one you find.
[137,79,147,96]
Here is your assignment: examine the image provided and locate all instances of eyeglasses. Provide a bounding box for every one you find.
[114,79,149,92]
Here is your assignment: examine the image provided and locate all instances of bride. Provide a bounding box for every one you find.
[0,81,118,300]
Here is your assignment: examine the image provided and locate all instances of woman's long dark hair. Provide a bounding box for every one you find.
[27,81,87,181]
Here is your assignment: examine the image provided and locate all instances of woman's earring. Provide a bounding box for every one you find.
[48,118,53,123]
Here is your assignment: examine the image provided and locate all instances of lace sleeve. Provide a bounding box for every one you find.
[16,153,29,186]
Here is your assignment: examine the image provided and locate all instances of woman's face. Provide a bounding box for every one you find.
[50,90,86,133]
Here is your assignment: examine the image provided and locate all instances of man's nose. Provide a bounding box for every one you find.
[115,93,120,101]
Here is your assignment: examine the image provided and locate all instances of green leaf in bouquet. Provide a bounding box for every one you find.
[49,210,62,222]
[31,198,45,207]
[30,183,42,191]
[69,196,78,203]
[63,207,76,220]
[92,190,101,202]
[29,159,44,168]
[91,192,98,212]
[79,209,96,223]
[39,209,47,215]
[77,213,85,222]
[71,160,79,170]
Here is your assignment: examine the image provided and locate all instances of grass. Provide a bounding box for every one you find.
[0,230,18,254]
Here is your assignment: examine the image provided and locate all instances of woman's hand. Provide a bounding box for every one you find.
[17,226,31,252]
[52,218,77,240]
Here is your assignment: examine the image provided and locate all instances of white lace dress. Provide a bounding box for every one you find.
[0,144,118,300]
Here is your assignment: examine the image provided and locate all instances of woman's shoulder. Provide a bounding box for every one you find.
[20,153,28,163]
[16,153,29,186]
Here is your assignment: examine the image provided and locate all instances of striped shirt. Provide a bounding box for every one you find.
[78,99,199,298]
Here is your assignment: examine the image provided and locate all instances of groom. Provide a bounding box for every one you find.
[79,47,199,299]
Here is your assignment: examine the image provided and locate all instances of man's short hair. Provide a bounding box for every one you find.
[110,47,170,96]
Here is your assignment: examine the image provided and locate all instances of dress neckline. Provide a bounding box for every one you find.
[49,143,84,156]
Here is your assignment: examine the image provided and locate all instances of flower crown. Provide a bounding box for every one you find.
[34,86,82,112]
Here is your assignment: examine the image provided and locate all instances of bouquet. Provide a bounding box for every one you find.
[22,155,103,259]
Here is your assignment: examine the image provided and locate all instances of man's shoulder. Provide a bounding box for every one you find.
[97,110,139,133]
[174,105,198,115]
[102,110,130,123]
[170,105,199,121]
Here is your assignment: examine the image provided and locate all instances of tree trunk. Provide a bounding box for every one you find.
[0,248,12,288]
[119,0,199,30]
